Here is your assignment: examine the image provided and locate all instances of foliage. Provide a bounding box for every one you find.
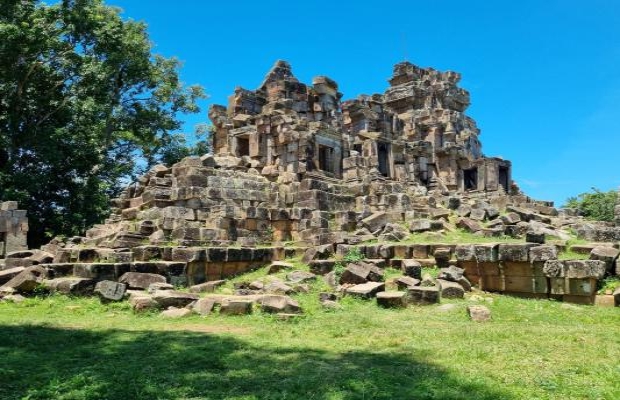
[564,187,618,222]
[0,0,205,246]
[157,123,214,167]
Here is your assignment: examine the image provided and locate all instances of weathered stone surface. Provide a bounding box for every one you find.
[409,219,432,233]
[130,295,159,312]
[529,245,558,262]
[361,212,388,233]
[0,266,47,293]
[151,290,199,308]
[395,276,420,290]
[147,282,174,293]
[589,246,619,275]
[498,244,537,262]
[220,299,253,315]
[407,285,440,305]
[192,298,217,315]
[0,266,25,285]
[339,262,370,284]
[345,282,385,299]
[456,218,482,233]
[264,280,295,295]
[161,307,192,318]
[376,291,407,308]
[401,259,422,279]
[525,231,545,244]
[467,305,491,322]
[438,266,465,282]
[286,270,316,283]
[613,287,620,307]
[543,260,606,279]
[119,272,166,290]
[94,280,126,301]
[259,295,301,314]
[189,280,226,293]
[437,279,465,299]
[44,277,95,295]
[267,261,294,274]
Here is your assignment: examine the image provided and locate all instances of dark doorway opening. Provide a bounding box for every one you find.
[464,168,478,190]
[318,145,334,173]
[378,142,390,177]
[499,166,509,192]
[236,137,250,157]
[0,232,5,258]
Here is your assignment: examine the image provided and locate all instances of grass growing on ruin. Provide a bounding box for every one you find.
[1,287,619,400]
[402,229,524,245]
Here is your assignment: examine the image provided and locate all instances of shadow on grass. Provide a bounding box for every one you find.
[0,324,512,400]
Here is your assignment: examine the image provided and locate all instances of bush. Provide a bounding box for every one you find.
[564,188,618,222]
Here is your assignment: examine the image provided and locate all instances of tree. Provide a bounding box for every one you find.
[0,0,206,247]
[157,123,214,167]
[564,188,618,222]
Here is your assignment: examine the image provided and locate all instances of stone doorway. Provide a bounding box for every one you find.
[464,168,478,190]
[499,166,509,192]
[378,142,390,177]
[318,145,334,173]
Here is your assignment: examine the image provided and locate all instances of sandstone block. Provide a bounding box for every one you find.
[437,279,465,299]
[467,305,491,322]
[407,285,440,305]
[345,282,385,299]
[151,290,199,308]
[220,299,253,315]
[94,280,126,301]
[119,272,166,290]
[376,291,407,308]
[259,295,301,314]
[401,259,422,279]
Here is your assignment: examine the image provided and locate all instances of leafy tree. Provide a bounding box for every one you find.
[157,124,214,167]
[564,188,618,222]
[0,0,205,247]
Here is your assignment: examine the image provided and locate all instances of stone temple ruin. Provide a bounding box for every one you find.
[1,61,619,313]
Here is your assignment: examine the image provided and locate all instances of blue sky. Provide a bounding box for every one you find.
[110,0,620,206]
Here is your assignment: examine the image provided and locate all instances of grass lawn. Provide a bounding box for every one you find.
[1,286,619,400]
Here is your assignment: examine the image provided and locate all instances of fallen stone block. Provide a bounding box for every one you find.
[437,279,465,299]
[407,286,440,305]
[147,282,174,293]
[376,291,407,308]
[345,282,385,299]
[395,276,420,290]
[438,266,464,282]
[401,259,422,279]
[0,266,47,293]
[119,272,167,290]
[267,261,294,274]
[467,305,491,322]
[339,262,370,284]
[130,295,159,312]
[456,218,482,233]
[44,277,95,295]
[589,246,620,275]
[498,244,537,262]
[361,212,388,233]
[613,287,620,307]
[525,231,545,244]
[161,307,192,318]
[264,280,295,295]
[220,299,253,315]
[192,298,216,315]
[0,267,25,285]
[151,290,199,308]
[94,280,126,302]
[189,280,226,293]
[409,219,432,233]
[286,270,316,284]
[259,295,301,314]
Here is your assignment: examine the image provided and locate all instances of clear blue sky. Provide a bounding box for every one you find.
[109,0,620,206]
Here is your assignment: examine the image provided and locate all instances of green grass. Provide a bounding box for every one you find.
[1,287,619,400]
[401,229,524,245]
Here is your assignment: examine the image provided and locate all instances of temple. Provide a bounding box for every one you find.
[209,60,512,194]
